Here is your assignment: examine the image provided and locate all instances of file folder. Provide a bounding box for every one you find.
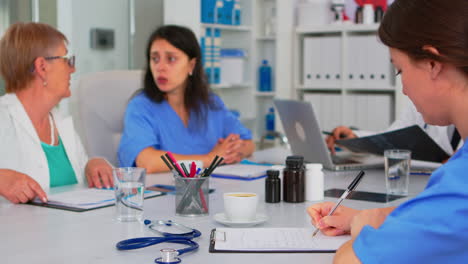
[336,125,450,162]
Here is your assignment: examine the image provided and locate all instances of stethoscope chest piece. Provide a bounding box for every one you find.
[155,248,181,264]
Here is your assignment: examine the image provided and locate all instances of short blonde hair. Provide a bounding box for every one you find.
[0,22,67,93]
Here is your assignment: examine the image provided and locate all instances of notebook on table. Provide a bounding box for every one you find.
[211,164,270,181]
[273,99,383,171]
[29,188,164,212]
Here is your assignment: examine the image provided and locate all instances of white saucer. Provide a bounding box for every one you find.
[213,213,268,227]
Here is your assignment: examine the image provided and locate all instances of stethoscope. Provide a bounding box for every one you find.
[116,219,201,264]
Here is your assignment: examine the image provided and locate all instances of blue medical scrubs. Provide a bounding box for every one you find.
[118,92,252,167]
[353,141,468,263]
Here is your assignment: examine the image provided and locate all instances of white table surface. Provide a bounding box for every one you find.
[1,149,432,264]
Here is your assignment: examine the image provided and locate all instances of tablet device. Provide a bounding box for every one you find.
[324,188,405,203]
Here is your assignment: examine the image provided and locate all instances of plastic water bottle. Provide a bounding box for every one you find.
[265,107,275,139]
[259,60,272,92]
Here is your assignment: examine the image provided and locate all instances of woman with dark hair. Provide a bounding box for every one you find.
[308,0,468,263]
[118,25,255,173]
[0,22,113,204]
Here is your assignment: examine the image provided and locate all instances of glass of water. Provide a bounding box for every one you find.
[113,167,146,222]
[384,149,411,196]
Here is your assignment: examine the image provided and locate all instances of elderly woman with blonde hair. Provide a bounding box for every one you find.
[0,22,113,204]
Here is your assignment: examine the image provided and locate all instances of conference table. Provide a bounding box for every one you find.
[1,148,433,264]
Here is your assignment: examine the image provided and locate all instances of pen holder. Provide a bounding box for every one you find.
[175,176,209,217]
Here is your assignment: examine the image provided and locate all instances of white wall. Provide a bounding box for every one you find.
[132,0,164,70]
[57,0,130,116]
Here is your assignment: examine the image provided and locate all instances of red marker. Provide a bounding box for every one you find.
[166,152,187,178]
[190,161,196,178]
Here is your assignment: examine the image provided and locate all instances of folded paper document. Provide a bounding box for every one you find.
[336,125,450,163]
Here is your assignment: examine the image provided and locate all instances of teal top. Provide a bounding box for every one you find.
[41,137,78,187]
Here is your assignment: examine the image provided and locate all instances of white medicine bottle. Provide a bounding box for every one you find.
[305,163,324,201]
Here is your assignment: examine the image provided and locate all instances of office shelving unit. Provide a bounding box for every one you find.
[164,0,280,141]
[293,23,399,132]
[253,0,278,140]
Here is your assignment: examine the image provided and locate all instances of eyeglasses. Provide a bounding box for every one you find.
[44,54,76,68]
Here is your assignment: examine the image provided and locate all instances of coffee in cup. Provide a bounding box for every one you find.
[223,192,258,222]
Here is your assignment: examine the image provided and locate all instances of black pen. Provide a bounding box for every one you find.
[312,170,365,237]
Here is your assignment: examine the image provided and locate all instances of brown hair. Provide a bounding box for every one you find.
[143,25,218,127]
[378,0,468,75]
[0,22,67,92]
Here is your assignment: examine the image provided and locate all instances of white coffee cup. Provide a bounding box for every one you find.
[223,192,258,222]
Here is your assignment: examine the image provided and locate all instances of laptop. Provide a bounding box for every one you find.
[273,99,384,171]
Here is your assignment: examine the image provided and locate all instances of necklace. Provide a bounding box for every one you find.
[48,113,55,146]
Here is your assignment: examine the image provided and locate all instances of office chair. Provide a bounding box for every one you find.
[75,70,144,166]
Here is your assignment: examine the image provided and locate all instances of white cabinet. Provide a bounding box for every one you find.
[164,0,279,140]
[294,24,399,131]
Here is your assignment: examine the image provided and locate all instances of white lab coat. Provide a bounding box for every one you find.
[0,93,88,191]
[356,103,463,155]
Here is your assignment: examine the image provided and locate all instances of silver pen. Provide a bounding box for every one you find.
[312,170,365,237]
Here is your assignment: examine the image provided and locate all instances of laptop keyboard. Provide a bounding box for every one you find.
[331,155,359,165]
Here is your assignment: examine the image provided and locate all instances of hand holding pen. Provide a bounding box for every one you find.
[309,171,365,237]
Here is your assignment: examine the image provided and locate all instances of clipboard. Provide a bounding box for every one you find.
[28,189,165,212]
[209,228,350,253]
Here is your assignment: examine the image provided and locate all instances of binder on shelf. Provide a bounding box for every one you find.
[233,0,241,25]
[303,37,321,87]
[209,228,350,253]
[343,94,356,129]
[356,94,368,130]
[347,35,367,88]
[202,28,214,83]
[322,35,341,87]
[303,93,341,132]
[215,0,224,24]
[369,35,392,88]
[201,0,216,23]
[366,94,391,131]
[213,28,222,84]
[223,0,234,25]
[322,93,342,131]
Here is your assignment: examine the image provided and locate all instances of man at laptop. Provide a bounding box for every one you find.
[274,99,384,171]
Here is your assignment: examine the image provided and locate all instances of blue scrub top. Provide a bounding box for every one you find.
[353,141,468,263]
[118,92,252,167]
